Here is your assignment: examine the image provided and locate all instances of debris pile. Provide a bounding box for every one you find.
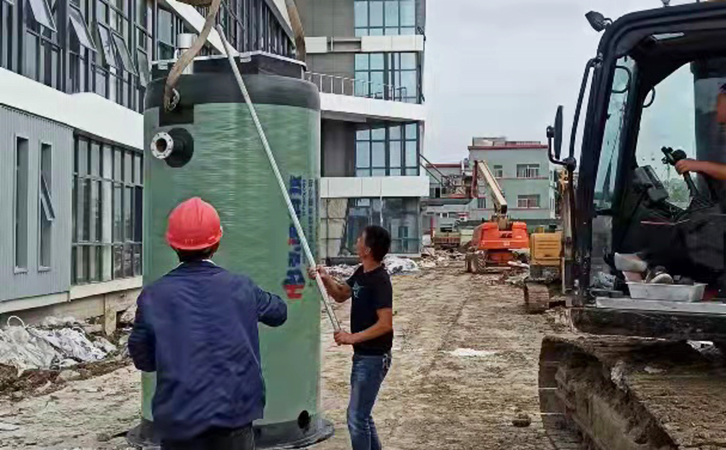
[325,255,420,279]
[0,317,118,376]
[419,247,465,269]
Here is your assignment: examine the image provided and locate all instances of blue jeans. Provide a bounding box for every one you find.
[347,352,392,450]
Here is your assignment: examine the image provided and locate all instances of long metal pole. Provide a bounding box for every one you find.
[216,25,341,332]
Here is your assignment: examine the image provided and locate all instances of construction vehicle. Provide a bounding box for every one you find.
[465,160,529,273]
[523,171,569,313]
[537,2,726,449]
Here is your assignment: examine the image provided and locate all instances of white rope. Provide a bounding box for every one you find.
[6,315,26,328]
[216,25,341,332]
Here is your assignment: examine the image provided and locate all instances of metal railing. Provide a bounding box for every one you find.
[305,72,409,102]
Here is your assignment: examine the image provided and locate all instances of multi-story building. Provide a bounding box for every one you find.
[296,0,429,259]
[0,0,296,326]
[468,137,556,225]
[424,137,558,234]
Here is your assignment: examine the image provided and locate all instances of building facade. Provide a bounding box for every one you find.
[424,137,557,234]
[0,0,296,325]
[468,138,556,224]
[296,0,429,259]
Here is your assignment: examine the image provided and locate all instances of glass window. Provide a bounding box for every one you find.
[389,125,401,140]
[15,137,29,270]
[357,128,371,141]
[69,6,96,50]
[400,0,415,27]
[356,142,370,168]
[370,53,384,70]
[518,195,541,208]
[389,141,402,168]
[385,1,398,26]
[594,56,635,211]
[493,165,503,178]
[137,50,150,87]
[27,0,56,31]
[96,25,117,67]
[355,53,369,71]
[112,33,137,74]
[355,0,416,36]
[372,142,386,167]
[354,1,368,28]
[405,140,417,167]
[516,164,540,178]
[39,143,56,269]
[356,122,419,177]
[400,52,416,69]
[72,136,143,284]
[369,1,383,27]
[477,198,487,209]
[632,63,697,209]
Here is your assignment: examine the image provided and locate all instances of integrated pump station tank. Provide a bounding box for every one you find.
[127,53,332,448]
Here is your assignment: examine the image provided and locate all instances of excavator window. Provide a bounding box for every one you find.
[587,26,726,296]
[593,56,635,213]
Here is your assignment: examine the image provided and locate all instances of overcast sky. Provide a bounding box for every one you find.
[423,0,695,162]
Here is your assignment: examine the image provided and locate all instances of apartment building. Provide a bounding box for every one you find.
[296,0,429,259]
[424,137,558,233]
[468,137,556,224]
[0,0,296,325]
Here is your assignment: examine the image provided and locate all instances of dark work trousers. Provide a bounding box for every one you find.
[161,425,255,450]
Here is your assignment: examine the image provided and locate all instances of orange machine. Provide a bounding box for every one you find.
[465,160,530,273]
[470,221,529,266]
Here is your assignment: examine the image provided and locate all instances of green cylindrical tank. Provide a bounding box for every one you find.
[127,54,332,448]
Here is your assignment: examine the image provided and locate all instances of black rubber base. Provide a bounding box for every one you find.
[127,417,334,449]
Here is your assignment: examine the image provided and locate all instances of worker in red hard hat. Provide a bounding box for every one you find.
[129,197,287,450]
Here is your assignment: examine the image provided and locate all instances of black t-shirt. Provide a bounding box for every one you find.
[346,265,394,355]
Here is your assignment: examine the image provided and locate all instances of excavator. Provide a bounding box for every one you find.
[464,160,529,273]
[538,1,726,449]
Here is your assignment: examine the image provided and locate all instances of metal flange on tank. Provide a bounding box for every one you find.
[126,52,332,448]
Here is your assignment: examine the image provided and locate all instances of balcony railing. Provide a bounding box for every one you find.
[305,72,408,102]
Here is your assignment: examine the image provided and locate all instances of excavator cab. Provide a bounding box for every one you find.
[546,1,726,340]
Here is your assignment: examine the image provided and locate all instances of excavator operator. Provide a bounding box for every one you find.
[676,158,726,180]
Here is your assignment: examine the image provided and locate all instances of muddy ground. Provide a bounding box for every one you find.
[0,262,568,450]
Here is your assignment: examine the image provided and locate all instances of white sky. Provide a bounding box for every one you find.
[422,0,697,162]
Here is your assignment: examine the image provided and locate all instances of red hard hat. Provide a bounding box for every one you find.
[166,197,223,251]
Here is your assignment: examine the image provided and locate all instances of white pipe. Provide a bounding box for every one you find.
[216,25,341,333]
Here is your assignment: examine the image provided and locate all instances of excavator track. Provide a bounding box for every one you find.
[539,336,726,450]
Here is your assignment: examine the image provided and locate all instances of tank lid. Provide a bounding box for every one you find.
[152,52,306,81]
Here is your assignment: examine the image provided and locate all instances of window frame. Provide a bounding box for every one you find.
[354,51,420,103]
[355,122,419,177]
[27,0,56,31]
[38,140,54,271]
[516,163,540,179]
[14,134,30,273]
[354,0,416,37]
[517,194,541,209]
[72,134,143,285]
[68,4,96,51]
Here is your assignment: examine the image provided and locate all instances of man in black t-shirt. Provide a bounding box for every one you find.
[310,225,393,450]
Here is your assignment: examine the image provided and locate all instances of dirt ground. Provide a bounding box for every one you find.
[0,262,567,450]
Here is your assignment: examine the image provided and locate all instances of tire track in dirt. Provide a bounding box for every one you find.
[317,263,561,450]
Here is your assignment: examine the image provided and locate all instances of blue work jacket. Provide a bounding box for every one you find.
[128,260,287,440]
